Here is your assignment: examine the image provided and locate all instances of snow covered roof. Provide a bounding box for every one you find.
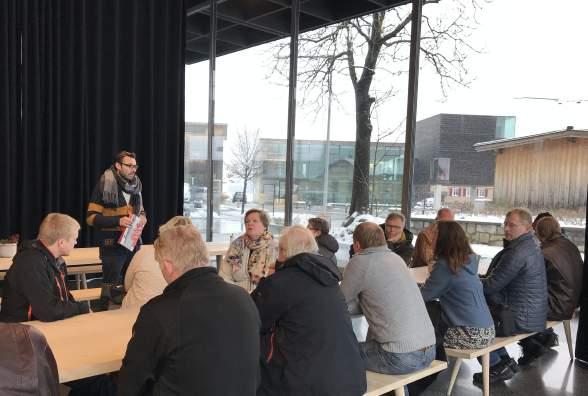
[474,128,588,152]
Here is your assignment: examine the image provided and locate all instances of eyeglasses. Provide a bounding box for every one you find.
[120,162,138,170]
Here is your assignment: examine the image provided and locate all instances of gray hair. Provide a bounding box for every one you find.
[506,208,533,225]
[279,225,318,259]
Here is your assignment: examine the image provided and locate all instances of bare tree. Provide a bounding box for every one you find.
[270,0,484,214]
[227,129,262,214]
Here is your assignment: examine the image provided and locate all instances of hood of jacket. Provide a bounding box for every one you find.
[316,233,339,253]
[17,240,64,273]
[281,252,342,286]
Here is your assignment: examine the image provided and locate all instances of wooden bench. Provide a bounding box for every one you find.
[0,288,102,306]
[365,360,447,396]
[445,320,573,396]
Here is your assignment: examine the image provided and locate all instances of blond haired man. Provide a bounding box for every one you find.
[0,213,90,322]
[119,217,260,395]
[251,225,366,396]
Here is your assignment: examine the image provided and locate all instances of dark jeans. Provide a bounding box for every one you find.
[359,340,436,375]
[96,246,135,311]
[99,246,135,284]
[482,346,509,366]
[67,374,116,396]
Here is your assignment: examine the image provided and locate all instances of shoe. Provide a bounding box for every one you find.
[503,357,520,373]
[473,360,515,386]
[518,338,547,366]
[542,332,559,348]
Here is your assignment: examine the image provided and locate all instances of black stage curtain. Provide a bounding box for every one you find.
[575,188,588,362]
[0,0,185,245]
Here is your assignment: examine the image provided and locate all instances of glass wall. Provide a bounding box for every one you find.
[414,0,587,266]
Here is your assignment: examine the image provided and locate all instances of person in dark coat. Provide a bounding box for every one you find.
[476,208,547,386]
[252,225,366,396]
[0,323,59,396]
[118,218,261,396]
[518,216,584,365]
[349,212,414,266]
[307,217,339,266]
[0,213,90,323]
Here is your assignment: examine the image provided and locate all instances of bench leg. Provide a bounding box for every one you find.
[75,274,81,290]
[394,386,405,396]
[447,358,462,396]
[482,353,490,396]
[563,319,574,360]
[81,274,88,289]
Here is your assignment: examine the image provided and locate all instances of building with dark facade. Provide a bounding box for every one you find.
[414,113,516,208]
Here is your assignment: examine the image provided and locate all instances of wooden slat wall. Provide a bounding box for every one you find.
[494,138,588,208]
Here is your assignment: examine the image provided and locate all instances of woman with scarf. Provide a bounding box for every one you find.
[220,209,277,291]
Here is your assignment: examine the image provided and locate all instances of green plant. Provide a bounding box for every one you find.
[0,234,19,244]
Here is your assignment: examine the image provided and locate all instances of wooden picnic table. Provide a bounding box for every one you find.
[0,242,230,285]
[27,308,140,383]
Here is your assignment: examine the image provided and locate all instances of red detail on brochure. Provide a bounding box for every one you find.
[118,215,142,251]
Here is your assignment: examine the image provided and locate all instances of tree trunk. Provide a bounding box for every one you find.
[349,87,373,215]
[241,181,248,215]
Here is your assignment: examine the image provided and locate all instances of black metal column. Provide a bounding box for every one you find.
[206,0,217,241]
[284,0,300,227]
[401,0,423,226]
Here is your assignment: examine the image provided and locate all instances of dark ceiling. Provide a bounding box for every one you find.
[185,0,410,64]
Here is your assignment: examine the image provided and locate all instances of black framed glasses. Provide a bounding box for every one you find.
[120,162,138,170]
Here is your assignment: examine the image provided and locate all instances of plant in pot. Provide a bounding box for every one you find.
[0,233,19,258]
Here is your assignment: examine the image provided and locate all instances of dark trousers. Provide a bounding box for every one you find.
[95,246,135,311]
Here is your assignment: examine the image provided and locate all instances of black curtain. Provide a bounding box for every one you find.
[0,0,185,245]
[575,188,588,361]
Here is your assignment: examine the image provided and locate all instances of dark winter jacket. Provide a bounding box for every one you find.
[0,323,59,396]
[0,241,90,323]
[541,235,583,320]
[349,224,414,266]
[86,178,145,249]
[251,253,366,396]
[316,233,339,266]
[118,267,261,396]
[481,232,547,333]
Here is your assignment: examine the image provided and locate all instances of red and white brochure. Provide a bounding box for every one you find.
[118,215,143,251]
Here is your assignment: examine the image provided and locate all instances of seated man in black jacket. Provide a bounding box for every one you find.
[118,217,261,396]
[0,213,90,322]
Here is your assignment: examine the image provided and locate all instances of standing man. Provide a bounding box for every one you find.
[0,213,90,322]
[87,151,146,310]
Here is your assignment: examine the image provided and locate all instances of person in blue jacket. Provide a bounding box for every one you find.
[421,221,495,351]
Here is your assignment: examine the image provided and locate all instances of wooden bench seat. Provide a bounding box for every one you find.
[365,359,447,396]
[0,288,102,306]
[445,320,573,396]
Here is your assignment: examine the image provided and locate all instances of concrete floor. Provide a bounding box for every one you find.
[420,316,588,396]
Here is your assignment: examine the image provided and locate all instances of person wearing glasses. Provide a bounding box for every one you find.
[87,150,147,311]
[475,208,547,386]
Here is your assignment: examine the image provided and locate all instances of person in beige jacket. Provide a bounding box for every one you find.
[122,216,192,308]
[412,208,453,270]
[220,209,277,291]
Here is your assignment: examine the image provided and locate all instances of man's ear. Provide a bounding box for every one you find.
[114,162,122,172]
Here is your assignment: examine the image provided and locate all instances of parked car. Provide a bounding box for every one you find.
[232,192,246,203]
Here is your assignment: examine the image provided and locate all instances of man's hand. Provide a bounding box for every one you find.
[139,215,147,227]
[119,215,133,227]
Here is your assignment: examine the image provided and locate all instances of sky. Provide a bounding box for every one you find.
[185,0,588,145]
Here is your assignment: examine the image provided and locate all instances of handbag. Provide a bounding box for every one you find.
[489,304,515,336]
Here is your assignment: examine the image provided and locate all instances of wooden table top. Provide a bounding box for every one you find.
[27,308,140,383]
[0,241,229,272]
[409,262,490,284]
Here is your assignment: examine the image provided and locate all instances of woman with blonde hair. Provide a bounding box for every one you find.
[220,209,277,291]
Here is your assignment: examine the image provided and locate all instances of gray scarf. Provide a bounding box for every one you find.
[101,166,143,215]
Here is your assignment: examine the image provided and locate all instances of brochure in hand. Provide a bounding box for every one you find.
[118,214,143,251]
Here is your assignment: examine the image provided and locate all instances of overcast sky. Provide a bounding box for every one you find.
[185,0,588,144]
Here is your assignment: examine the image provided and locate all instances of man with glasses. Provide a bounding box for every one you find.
[87,150,147,311]
[474,208,547,386]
